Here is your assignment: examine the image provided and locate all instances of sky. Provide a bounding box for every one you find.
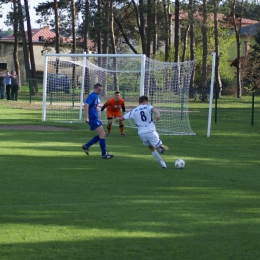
[0,0,45,31]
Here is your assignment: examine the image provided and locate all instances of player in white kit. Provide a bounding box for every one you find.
[116,95,169,168]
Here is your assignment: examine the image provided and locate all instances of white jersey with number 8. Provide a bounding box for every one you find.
[123,104,156,135]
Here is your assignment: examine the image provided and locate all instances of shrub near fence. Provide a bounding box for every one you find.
[212,95,260,128]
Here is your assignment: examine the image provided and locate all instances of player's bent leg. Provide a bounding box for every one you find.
[160,161,167,169]
[140,135,164,168]
[82,145,89,155]
[119,122,125,136]
[95,125,106,139]
[151,150,166,168]
[146,132,168,154]
[159,144,169,154]
[148,144,155,152]
[106,117,113,135]
[82,135,101,156]
[95,126,114,159]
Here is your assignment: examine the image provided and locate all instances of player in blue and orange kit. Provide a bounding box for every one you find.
[82,83,114,159]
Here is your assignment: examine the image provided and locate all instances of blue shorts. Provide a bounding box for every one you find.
[88,119,102,131]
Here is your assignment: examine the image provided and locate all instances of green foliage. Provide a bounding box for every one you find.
[193,26,235,85]
[153,46,175,62]
[243,82,256,96]
[251,24,260,53]
[242,25,260,95]
[0,28,13,38]
[236,0,260,21]
[35,1,80,39]
[154,24,235,86]
[40,38,72,55]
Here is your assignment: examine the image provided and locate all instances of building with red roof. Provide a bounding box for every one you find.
[0,26,95,83]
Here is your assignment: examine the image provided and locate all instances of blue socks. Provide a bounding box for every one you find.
[85,136,106,156]
[99,138,106,157]
[85,135,100,148]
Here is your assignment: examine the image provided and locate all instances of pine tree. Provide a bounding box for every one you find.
[242,25,260,94]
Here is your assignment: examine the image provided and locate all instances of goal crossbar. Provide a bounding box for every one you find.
[42,53,195,135]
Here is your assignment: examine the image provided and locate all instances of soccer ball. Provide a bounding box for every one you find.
[175,159,185,169]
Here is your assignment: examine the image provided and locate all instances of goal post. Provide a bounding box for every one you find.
[42,53,146,121]
[79,54,87,122]
[42,53,195,135]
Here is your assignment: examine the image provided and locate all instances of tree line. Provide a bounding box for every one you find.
[1,0,260,97]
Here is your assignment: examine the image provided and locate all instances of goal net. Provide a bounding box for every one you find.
[42,54,195,135]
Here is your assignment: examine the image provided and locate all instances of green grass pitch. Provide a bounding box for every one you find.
[0,96,260,260]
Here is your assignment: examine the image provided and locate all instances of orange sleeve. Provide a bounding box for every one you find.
[119,99,125,112]
[101,98,112,111]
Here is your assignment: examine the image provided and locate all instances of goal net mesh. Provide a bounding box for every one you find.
[42,54,195,135]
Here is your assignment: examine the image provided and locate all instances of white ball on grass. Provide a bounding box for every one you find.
[175,159,185,169]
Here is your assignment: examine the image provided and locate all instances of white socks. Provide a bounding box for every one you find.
[152,150,167,168]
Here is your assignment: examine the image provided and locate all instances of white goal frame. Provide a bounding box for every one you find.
[42,53,146,122]
[42,53,195,135]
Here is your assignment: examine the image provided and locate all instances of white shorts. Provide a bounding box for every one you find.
[139,131,162,148]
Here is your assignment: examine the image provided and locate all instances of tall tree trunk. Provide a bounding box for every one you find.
[174,0,180,62]
[114,15,138,54]
[97,0,102,54]
[71,0,76,54]
[83,0,89,53]
[54,0,60,74]
[71,0,76,90]
[54,0,60,53]
[181,25,189,62]
[201,0,208,97]
[83,0,90,94]
[13,0,20,86]
[109,0,118,90]
[152,0,157,55]
[213,0,222,98]
[146,0,152,57]
[231,0,243,98]
[139,0,147,55]
[17,0,31,81]
[102,0,109,54]
[110,0,116,54]
[24,0,38,94]
[162,0,169,61]
[189,0,195,94]
[101,0,109,93]
[167,1,171,52]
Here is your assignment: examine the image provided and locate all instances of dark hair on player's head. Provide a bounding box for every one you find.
[139,95,148,104]
[115,91,120,95]
[94,83,102,89]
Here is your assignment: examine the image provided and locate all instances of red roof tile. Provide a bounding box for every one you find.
[171,11,259,27]
[31,28,56,41]
[1,28,71,43]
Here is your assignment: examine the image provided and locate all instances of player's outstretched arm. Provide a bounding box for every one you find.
[152,107,160,121]
[84,103,89,122]
[115,116,125,122]
[122,102,126,113]
[100,103,106,112]
[100,99,111,111]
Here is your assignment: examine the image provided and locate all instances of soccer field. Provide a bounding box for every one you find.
[0,97,260,260]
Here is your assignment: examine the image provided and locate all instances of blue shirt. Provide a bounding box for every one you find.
[84,92,100,121]
[4,75,11,85]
